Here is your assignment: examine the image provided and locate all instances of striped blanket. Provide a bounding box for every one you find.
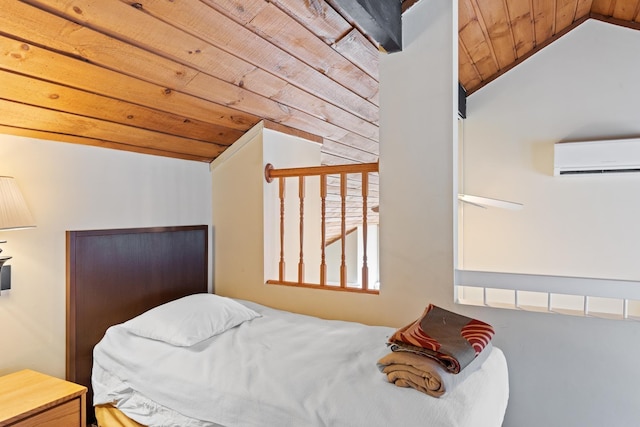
[388,305,494,374]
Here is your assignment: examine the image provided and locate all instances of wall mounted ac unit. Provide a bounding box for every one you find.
[553,138,640,176]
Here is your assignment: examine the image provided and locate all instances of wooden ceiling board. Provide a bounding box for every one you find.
[321,139,379,164]
[591,0,617,14]
[473,0,517,70]
[0,35,257,131]
[612,0,640,19]
[24,1,293,109]
[326,170,379,185]
[459,0,639,94]
[333,28,380,80]
[1,3,198,94]
[458,43,483,91]
[114,0,378,123]
[459,0,499,84]
[0,125,213,161]
[2,0,385,178]
[6,0,640,156]
[575,0,595,17]
[506,0,536,57]
[17,0,378,159]
[556,0,581,30]
[321,152,359,166]
[0,71,242,145]
[6,0,640,243]
[0,99,225,158]
[532,0,556,43]
[200,0,268,25]
[268,0,353,45]
[247,3,379,101]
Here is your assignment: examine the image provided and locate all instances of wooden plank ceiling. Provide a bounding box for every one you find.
[1,0,386,243]
[4,0,637,242]
[4,1,639,160]
[459,0,640,95]
[1,0,382,164]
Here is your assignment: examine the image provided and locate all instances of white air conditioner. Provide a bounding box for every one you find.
[553,138,640,176]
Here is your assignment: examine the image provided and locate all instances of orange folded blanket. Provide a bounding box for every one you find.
[377,343,493,397]
[378,351,448,397]
[388,304,494,374]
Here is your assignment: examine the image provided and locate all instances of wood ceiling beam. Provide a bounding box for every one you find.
[328,0,402,52]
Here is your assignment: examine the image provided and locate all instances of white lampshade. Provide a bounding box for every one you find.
[0,176,35,230]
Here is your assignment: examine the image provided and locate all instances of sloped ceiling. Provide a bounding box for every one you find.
[459,0,640,95]
[4,0,639,243]
[1,0,381,165]
[4,1,640,162]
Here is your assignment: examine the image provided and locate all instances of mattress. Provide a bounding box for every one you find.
[93,299,509,427]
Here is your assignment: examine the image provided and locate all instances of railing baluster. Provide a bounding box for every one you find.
[320,174,327,286]
[361,171,369,291]
[298,176,305,283]
[265,162,379,294]
[278,177,286,282]
[340,172,347,288]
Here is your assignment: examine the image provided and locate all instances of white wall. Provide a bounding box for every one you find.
[209,0,457,341]
[325,229,358,284]
[461,20,640,281]
[265,129,323,284]
[211,123,323,297]
[210,4,640,426]
[0,134,212,378]
[458,19,640,427]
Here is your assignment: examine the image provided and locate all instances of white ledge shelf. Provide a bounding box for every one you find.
[455,269,640,321]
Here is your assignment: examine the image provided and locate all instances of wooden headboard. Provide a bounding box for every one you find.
[66,225,208,423]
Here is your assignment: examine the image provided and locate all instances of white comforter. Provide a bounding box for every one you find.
[93,300,509,427]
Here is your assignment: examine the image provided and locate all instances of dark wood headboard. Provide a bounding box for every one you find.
[66,225,208,423]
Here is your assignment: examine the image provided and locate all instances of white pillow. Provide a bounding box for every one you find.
[121,293,261,346]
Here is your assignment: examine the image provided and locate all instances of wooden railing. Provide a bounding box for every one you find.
[264,162,379,294]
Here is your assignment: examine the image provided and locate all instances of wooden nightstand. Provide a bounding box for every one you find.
[0,369,87,427]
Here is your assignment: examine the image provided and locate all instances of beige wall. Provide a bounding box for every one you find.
[210,122,383,320]
[0,135,212,378]
[211,2,456,328]
[461,20,640,281]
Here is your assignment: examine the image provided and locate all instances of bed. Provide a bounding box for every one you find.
[66,226,509,427]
